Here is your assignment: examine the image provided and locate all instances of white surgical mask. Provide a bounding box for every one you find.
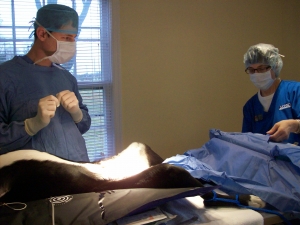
[249,70,274,90]
[35,30,76,65]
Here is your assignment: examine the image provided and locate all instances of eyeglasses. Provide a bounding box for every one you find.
[245,66,271,74]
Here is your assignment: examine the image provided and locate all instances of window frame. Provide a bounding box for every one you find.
[0,0,121,161]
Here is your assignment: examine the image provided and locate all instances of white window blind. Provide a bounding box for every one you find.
[0,0,115,162]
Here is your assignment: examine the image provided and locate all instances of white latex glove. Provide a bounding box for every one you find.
[56,90,83,123]
[25,95,59,136]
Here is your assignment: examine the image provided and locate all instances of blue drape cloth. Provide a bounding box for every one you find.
[164,129,300,213]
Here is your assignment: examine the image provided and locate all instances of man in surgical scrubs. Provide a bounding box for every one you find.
[242,43,300,145]
[0,4,91,161]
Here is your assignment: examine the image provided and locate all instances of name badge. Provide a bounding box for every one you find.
[254,114,263,122]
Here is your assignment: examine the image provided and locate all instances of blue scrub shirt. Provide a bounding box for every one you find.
[0,56,91,162]
[242,80,300,145]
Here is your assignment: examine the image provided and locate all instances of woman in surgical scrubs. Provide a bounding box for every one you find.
[242,43,300,145]
[0,4,91,161]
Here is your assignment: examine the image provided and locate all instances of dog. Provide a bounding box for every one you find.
[0,142,265,208]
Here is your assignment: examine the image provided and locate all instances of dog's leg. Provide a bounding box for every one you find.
[202,191,266,208]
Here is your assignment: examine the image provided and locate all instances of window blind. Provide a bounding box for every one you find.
[0,0,115,162]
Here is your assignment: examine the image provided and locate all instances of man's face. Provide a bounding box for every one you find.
[42,22,77,56]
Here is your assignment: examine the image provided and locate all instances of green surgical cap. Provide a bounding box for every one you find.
[34,4,78,35]
[243,43,284,77]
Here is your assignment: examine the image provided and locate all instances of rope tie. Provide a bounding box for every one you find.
[0,202,27,211]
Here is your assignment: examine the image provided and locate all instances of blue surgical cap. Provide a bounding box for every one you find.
[243,43,284,77]
[34,4,78,35]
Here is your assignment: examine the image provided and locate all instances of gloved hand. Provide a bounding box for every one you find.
[56,90,83,123]
[25,95,59,136]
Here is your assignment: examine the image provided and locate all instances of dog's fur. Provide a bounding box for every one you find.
[0,142,265,208]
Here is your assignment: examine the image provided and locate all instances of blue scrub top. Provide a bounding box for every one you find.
[0,56,91,162]
[242,80,300,145]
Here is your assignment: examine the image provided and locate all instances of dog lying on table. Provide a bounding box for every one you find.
[0,142,265,208]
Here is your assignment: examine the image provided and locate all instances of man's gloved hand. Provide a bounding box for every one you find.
[25,95,59,136]
[56,90,83,123]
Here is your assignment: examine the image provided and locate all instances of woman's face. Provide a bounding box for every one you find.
[246,63,276,79]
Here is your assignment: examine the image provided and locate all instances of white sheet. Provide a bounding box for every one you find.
[159,196,264,225]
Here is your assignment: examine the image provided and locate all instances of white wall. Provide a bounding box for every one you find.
[118,0,300,158]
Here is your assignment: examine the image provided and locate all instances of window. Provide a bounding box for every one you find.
[0,0,118,161]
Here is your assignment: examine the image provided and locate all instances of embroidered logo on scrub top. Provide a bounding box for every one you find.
[279,103,291,110]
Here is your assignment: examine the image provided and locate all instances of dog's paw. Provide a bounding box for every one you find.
[247,195,266,208]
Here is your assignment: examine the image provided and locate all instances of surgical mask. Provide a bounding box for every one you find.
[249,70,274,90]
[35,30,76,65]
